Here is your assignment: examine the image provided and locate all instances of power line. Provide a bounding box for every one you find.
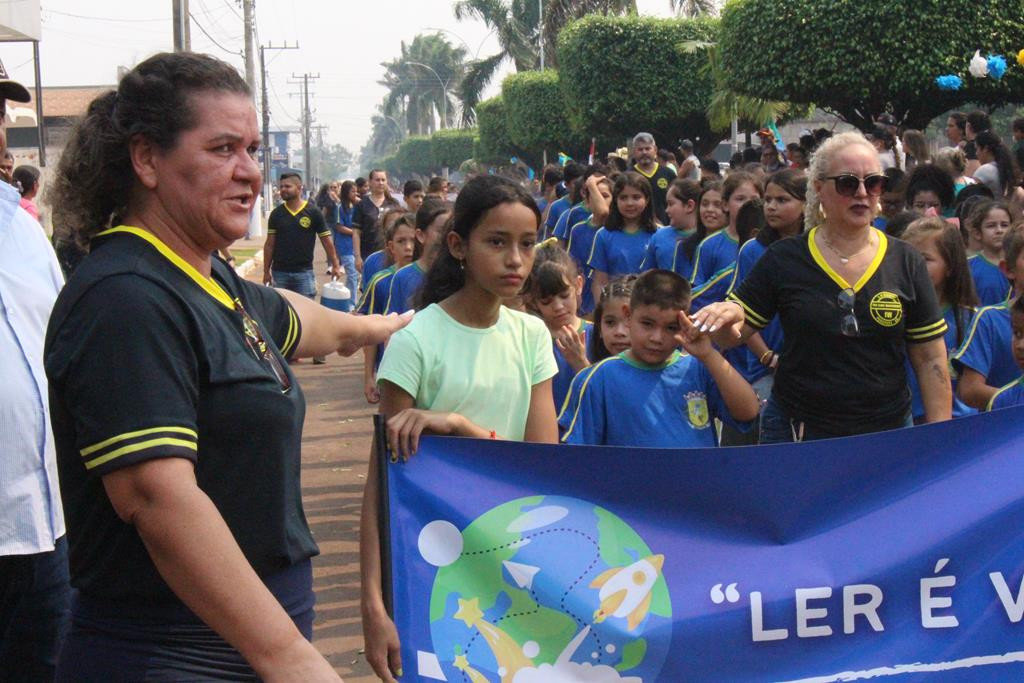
[189,11,242,56]
[41,8,167,23]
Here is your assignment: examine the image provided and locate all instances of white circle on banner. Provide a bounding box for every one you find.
[417,521,463,567]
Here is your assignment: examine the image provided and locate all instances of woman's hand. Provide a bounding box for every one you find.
[386,409,465,460]
[362,609,402,683]
[554,324,590,372]
[689,301,745,347]
[337,311,414,356]
[674,311,714,359]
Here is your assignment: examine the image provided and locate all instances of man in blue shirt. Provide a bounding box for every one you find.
[0,63,70,681]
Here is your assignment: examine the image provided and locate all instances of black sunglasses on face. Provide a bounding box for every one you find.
[838,287,859,337]
[825,173,887,197]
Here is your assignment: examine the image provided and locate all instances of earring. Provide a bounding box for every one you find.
[458,259,465,271]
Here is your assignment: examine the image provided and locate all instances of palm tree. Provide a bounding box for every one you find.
[379,33,467,136]
[669,0,718,18]
[680,39,803,135]
[454,0,635,126]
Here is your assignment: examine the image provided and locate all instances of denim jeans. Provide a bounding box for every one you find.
[759,395,913,443]
[339,254,359,305]
[271,268,316,299]
[0,535,71,682]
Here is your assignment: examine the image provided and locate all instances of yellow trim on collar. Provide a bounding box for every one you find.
[807,225,888,293]
[97,225,236,310]
[285,200,308,217]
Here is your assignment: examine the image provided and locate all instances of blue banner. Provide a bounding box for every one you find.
[385,406,1024,682]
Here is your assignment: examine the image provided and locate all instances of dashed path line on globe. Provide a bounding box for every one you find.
[459,526,607,668]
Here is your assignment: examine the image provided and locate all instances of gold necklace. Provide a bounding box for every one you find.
[821,229,874,264]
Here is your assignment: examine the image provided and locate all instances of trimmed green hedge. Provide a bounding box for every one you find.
[719,0,1024,130]
[395,136,433,175]
[431,128,476,169]
[558,15,721,154]
[502,70,583,157]
[475,96,517,164]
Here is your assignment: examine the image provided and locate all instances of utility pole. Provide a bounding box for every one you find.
[259,42,298,216]
[242,0,256,93]
[312,124,329,183]
[172,0,190,51]
[289,72,319,189]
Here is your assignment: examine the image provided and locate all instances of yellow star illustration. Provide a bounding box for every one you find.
[453,654,470,671]
[454,597,484,627]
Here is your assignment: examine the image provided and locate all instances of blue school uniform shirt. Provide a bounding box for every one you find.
[968,254,1011,307]
[333,205,355,257]
[670,238,697,283]
[544,196,571,240]
[567,220,601,316]
[951,302,1018,388]
[906,306,977,420]
[385,262,425,314]
[989,377,1024,411]
[725,238,784,383]
[587,228,652,278]
[642,227,694,271]
[553,204,590,242]
[362,250,388,287]
[552,321,594,416]
[690,230,739,311]
[559,350,752,448]
[357,265,397,370]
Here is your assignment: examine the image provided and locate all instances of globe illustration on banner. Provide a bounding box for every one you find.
[417,495,672,682]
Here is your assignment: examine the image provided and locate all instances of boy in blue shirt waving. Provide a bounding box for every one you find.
[559,269,758,447]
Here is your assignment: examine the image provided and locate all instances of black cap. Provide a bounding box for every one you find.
[876,113,897,126]
[0,58,31,103]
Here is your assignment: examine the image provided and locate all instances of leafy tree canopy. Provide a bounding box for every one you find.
[719,0,1024,130]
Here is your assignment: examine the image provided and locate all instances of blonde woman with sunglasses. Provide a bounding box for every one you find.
[687,131,952,442]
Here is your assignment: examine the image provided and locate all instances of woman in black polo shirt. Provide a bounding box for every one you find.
[44,53,407,681]
[693,131,952,441]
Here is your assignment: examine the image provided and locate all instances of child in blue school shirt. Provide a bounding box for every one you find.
[560,269,759,447]
[953,226,1024,410]
[385,199,451,315]
[588,172,657,307]
[524,243,595,415]
[690,171,762,312]
[966,200,1013,306]
[566,175,613,317]
[987,295,1024,410]
[641,178,701,271]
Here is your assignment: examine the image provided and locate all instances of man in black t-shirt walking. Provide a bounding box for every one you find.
[263,172,341,363]
[263,172,341,291]
[632,132,675,225]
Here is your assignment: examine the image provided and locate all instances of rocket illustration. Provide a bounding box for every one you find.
[590,554,664,631]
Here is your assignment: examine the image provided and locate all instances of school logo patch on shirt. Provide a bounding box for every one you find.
[685,391,710,429]
[657,178,669,189]
[299,216,312,228]
[869,291,903,327]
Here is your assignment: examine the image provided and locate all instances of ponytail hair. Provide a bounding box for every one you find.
[975,131,1019,198]
[523,241,579,312]
[417,176,540,309]
[48,52,249,248]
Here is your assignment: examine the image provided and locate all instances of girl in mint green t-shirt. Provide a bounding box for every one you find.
[360,176,559,682]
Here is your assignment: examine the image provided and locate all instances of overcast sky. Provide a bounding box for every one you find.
[0,0,674,152]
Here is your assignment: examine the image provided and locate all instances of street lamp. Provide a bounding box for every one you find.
[406,61,449,130]
[424,26,495,61]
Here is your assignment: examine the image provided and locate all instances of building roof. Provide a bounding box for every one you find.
[8,85,115,127]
